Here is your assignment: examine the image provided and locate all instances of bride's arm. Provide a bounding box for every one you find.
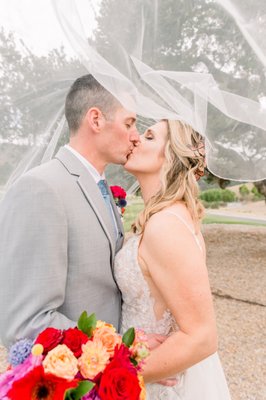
[139,212,218,383]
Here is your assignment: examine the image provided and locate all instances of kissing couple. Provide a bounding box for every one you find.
[0,74,231,399]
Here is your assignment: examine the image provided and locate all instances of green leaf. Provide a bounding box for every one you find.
[64,381,95,400]
[130,357,138,366]
[122,327,135,347]
[77,311,97,337]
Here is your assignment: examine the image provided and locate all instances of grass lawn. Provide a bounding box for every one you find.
[123,197,266,232]
[123,197,144,232]
[203,215,266,226]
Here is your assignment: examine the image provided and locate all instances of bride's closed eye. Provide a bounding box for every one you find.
[144,129,154,140]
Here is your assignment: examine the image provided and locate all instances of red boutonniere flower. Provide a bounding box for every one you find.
[110,186,127,215]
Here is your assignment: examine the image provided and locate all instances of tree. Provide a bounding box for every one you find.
[254,180,266,203]
[93,0,266,185]
[0,28,84,143]
[93,0,265,97]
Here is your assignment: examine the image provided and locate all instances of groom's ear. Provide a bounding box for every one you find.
[85,107,105,133]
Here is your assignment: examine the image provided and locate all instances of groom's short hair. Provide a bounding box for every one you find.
[65,74,120,133]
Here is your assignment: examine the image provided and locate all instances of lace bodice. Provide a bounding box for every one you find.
[114,234,177,335]
[114,234,231,400]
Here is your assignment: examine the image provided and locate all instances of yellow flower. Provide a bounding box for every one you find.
[78,340,110,379]
[93,325,122,357]
[31,343,44,356]
[43,344,78,381]
[138,374,146,400]
[132,342,150,363]
[95,320,116,331]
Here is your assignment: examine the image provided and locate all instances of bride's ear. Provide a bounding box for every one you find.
[85,107,105,133]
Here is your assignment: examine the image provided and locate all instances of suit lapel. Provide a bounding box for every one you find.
[55,147,117,259]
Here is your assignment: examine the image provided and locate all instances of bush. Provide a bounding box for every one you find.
[251,186,263,201]
[200,188,236,203]
[239,184,250,198]
[201,200,227,209]
[209,201,221,209]
[221,189,237,202]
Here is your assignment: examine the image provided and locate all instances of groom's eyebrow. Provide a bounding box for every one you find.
[126,117,136,124]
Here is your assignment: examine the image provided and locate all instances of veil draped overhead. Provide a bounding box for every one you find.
[0,0,265,190]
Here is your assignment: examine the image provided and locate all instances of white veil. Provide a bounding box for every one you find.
[0,0,265,190]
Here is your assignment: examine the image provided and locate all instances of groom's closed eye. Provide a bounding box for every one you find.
[125,117,136,129]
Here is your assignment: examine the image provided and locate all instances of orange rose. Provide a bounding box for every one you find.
[78,340,109,379]
[93,325,122,357]
[43,344,78,380]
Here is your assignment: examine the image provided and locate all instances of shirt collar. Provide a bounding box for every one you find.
[65,145,105,183]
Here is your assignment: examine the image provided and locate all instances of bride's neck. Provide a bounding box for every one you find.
[137,175,162,204]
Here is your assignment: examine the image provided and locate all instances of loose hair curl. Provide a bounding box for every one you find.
[134,119,205,234]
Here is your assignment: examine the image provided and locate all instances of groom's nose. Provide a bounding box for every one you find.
[130,128,140,146]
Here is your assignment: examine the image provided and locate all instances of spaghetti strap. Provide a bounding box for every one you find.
[162,211,203,253]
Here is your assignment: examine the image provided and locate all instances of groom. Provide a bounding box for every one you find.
[0,74,140,346]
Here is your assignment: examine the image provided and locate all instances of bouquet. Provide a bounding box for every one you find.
[110,186,127,216]
[0,312,149,400]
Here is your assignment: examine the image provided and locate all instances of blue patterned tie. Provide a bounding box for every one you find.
[97,180,117,236]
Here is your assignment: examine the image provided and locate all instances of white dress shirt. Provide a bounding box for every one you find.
[65,145,118,237]
[65,145,105,183]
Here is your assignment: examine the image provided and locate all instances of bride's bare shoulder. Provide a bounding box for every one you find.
[149,202,191,223]
[144,203,190,236]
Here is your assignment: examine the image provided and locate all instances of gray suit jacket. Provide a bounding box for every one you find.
[0,147,124,346]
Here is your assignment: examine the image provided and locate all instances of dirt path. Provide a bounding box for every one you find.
[203,224,266,400]
[1,224,265,399]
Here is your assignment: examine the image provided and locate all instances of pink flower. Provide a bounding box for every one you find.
[130,329,150,364]
[0,354,42,399]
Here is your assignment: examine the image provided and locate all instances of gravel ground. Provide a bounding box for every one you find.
[0,224,265,399]
[203,224,266,400]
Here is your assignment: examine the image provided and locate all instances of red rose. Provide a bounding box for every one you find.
[99,366,141,400]
[109,344,136,372]
[62,327,89,357]
[98,345,141,400]
[35,327,63,354]
[110,186,127,199]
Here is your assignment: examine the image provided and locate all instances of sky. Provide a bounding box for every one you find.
[0,0,265,110]
[0,0,100,56]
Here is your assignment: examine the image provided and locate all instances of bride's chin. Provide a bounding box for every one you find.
[124,157,132,169]
[124,162,137,175]
[124,163,133,173]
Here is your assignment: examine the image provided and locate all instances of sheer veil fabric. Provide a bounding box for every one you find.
[0,0,265,190]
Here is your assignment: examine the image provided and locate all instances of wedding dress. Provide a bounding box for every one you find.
[114,211,231,399]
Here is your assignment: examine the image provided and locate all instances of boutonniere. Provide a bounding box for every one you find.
[110,185,127,217]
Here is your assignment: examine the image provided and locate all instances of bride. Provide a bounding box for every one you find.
[115,119,231,399]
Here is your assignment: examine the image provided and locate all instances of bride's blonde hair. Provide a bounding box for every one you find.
[134,119,205,234]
